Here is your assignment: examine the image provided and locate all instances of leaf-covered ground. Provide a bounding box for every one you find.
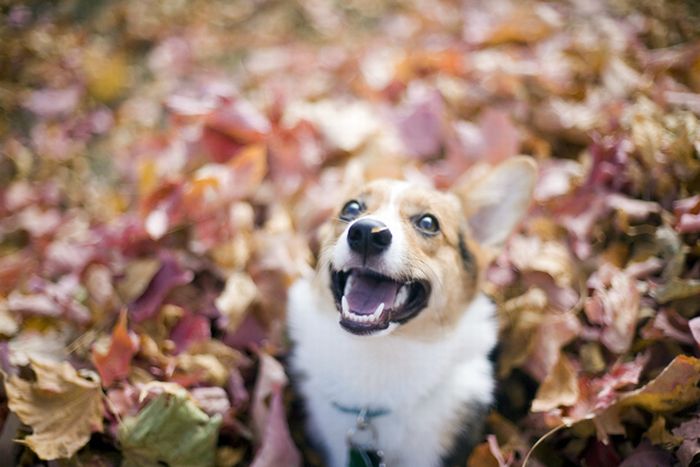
[1,1,700,466]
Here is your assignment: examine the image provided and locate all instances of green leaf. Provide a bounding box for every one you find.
[118,392,221,467]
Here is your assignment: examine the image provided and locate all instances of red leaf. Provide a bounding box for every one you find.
[92,310,139,387]
[170,312,211,354]
[202,99,270,163]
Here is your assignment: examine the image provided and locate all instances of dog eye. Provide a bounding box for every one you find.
[340,200,364,221]
[415,214,440,234]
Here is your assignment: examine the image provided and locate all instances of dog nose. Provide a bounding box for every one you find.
[347,219,392,256]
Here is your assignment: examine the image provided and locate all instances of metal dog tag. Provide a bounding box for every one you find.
[346,408,386,467]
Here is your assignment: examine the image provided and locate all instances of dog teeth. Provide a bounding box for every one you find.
[340,298,385,324]
[394,284,409,308]
[344,274,355,295]
[372,302,384,320]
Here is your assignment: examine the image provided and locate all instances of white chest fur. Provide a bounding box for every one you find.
[287,278,498,467]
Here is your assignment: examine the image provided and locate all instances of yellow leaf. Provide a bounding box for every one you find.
[645,416,683,448]
[621,355,700,413]
[138,159,158,198]
[84,51,128,102]
[4,359,104,460]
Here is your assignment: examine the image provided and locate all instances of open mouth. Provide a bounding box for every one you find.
[330,267,431,335]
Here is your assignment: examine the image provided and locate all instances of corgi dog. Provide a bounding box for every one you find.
[288,157,536,467]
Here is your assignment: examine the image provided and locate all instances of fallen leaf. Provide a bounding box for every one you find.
[202,99,269,163]
[396,87,444,160]
[0,301,19,336]
[250,386,301,467]
[118,391,221,467]
[92,310,139,387]
[672,415,700,467]
[524,310,581,382]
[84,50,128,102]
[169,312,211,354]
[618,440,674,467]
[531,353,580,412]
[215,272,259,333]
[653,278,700,304]
[644,416,683,447]
[116,258,161,304]
[251,352,287,441]
[190,386,231,416]
[467,442,501,467]
[8,330,68,366]
[4,359,103,460]
[689,317,700,348]
[508,236,577,288]
[284,99,380,152]
[129,254,193,322]
[585,265,641,354]
[174,353,229,387]
[23,86,81,118]
[621,355,700,413]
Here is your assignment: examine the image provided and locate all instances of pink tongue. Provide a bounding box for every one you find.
[345,273,400,315]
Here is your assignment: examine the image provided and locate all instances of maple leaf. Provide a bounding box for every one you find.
[4,359,104,460]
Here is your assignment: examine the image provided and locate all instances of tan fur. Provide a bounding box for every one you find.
[314,179,490,340]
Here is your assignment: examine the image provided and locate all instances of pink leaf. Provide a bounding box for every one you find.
[689,317,700,349]
[396,88,444,159]
[251,353,287,440]
[23,87,82,118]
[250,387,301,467]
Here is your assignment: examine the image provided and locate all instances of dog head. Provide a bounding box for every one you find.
[315,157,537,338]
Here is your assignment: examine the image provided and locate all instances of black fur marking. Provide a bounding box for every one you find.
[440,402,490,467]
[457,231,477,280]
[285,345,332,467]
[441,323,496,467]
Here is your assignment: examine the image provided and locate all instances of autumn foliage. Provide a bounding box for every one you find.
[1,0,700,466]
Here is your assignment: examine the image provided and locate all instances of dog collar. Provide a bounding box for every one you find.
[334,404,388,467]
[331,401,390,419]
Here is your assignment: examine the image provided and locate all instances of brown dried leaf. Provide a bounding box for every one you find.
[5,359,104,460]
[532,353,580,412]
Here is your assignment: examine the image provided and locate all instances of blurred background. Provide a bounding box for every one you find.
[1,0,700,466]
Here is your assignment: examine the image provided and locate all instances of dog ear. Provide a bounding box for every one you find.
[454,156,537,251]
